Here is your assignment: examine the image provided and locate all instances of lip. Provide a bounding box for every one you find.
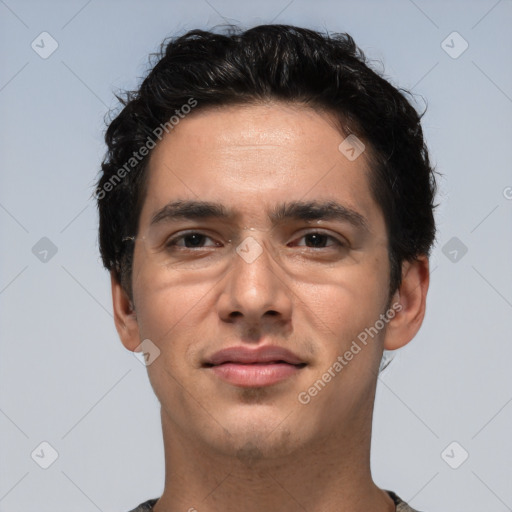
[204,346,307,387]
[205,346,305,366]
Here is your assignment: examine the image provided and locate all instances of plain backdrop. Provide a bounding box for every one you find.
[1,1,511,511]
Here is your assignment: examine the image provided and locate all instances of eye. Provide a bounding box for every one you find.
[164,231,221,250]
[162,230,346,251]
[291,231,346,249]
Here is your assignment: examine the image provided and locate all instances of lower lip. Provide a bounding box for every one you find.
[209,363,304,387]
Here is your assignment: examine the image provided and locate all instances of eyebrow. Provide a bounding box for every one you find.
[150,199,370,232]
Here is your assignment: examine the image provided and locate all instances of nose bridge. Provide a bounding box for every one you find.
[219,232,291,321]
[234,233,278,300]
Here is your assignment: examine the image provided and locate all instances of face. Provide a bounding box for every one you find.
[114,101,424,461]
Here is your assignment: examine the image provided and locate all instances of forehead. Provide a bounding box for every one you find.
[151,101,347,162]
[141,102,382,230]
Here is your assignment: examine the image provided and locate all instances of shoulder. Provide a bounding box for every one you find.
[386,490,425,512]
[127,493,424,512]
[125,498,159,512]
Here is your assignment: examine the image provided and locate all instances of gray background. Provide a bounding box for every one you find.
[1,0,511,511]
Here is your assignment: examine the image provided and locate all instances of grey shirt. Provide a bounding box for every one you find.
[126,490,422,511]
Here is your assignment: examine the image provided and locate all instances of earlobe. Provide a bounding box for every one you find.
[383,256,430,351]
[110,272,141,352]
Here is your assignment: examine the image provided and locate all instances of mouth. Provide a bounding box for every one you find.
[203,346,307,387]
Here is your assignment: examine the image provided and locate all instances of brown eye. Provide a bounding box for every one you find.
[165,232,220,250]
[292,232,346,249]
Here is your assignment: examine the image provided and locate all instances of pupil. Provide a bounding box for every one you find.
[186,234,204,247]
[307,234,326,247]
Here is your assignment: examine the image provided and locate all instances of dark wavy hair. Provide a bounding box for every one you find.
[96,24,438,303]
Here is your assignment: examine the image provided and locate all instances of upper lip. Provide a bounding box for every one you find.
[204,346,306,366]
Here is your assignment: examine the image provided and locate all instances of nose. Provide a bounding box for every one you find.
[216,236,293,333]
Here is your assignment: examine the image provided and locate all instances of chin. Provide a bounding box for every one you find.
[202,404,310,464]
[212,429,297,465]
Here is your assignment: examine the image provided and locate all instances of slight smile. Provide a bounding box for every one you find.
[203,345,308,387]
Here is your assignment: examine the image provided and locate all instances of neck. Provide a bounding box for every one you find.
[153,402,395,512]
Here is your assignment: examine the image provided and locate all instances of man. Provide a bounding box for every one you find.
[96,24,437,512]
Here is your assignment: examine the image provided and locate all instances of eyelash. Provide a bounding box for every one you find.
[163,231,347,251]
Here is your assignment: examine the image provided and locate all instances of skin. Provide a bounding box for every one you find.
[111,101,429,512]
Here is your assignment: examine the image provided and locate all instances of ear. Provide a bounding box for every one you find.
[383,255,430,350]
[111,272,140,352]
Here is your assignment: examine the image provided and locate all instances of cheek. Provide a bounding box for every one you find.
[133,277,209,401]
[300,255,389,345]
[132,264,208,346]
